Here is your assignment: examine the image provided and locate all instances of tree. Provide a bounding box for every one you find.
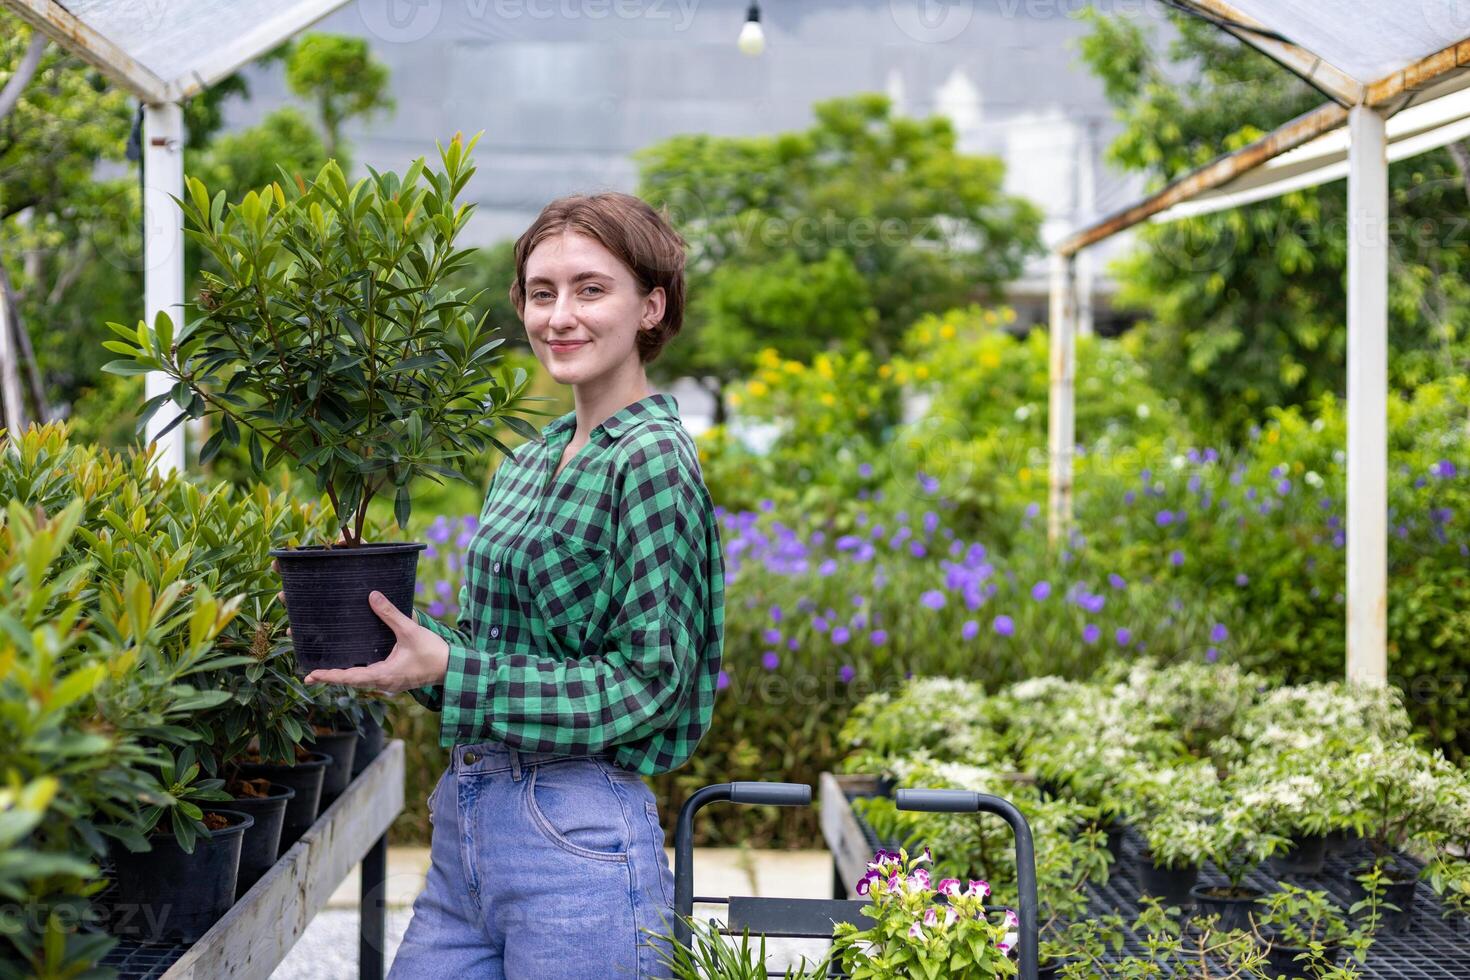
[283,33,393,164]
[635,93,1043,419]
[1078,8,1470,439]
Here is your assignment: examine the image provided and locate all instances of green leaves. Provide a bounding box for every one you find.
[109,134,538,545]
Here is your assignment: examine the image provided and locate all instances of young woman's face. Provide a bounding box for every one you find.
[520,230,664,387]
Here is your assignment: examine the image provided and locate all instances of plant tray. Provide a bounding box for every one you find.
[825,773,1470,978]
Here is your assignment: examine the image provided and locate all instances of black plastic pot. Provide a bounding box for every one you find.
[1189,884,1263,932]
[1347,864,1419,933]
[106,809,253,943]
[1038,956,1077,978]
[270,541,426,673]
[234,751,330,856]
[1260,936,1342,978]
[1323,827,1364,857]
[310,727,359,808]
[226,782,295,898]
[1274,833,1328,875]
[352,713,385,777]
[1139,853,1199,907]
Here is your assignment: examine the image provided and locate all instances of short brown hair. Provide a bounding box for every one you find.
[510,192,687,365]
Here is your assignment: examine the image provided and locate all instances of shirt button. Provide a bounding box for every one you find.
[490,626,500,638]
[463,751,479,765]
[493,562,501,573]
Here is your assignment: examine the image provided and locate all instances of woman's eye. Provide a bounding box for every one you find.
[581,284,604,296]
[531,289,553,301]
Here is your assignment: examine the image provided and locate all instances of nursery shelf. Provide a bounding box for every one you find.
[822,773,1470,979]
[95,738,406,980]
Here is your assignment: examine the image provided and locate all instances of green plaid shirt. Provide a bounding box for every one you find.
[408,392,725,775]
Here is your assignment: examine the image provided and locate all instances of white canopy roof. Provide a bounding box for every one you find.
[3,0,351,102]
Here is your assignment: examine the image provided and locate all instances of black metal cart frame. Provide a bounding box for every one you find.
[673,780,1040,979]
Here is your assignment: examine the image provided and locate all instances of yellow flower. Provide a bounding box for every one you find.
[1003,307,1017,324]
[914,365,930,380]
[1019,467,1031,485]
[1267,429,1279,444]
[981,351,1001,369]
[939,324,956,340]
[820,392,836,407]
[748,380,769,397]
[815,355,834,380]
[729,392,744,407]
[878,364,892,378]
[784,361,804,374]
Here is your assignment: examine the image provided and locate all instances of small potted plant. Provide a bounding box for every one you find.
[832,847,1021,978]
[1340,739,1461,932]
[1186,795,1288,932]
[1249,883,1376,979]
[1117,760,1218,906]
[102,132,542,675]
[105,747,255,944]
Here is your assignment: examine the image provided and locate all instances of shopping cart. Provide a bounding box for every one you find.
[672,781,1039,979]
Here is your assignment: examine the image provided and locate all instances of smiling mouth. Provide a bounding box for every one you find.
[549,341,587,351]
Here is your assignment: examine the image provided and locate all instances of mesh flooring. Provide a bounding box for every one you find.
[90,864,190,979]
[846,791,1470,977]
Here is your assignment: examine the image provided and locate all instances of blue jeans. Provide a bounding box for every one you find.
[389,742,678,979]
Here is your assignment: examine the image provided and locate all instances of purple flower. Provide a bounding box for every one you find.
[831,626,851,645]
[813,617,829,633]
[1156,510,1175,527]
[922,511,940,534]
[1205,448,1219,463]
[435,579,452,597]
[426,520,452,545]
[839,664,855,684]
[716,670,730,691]
[427,600,447,618]
[1082,623,1100,644]
[961,620,980,640]
[769,604,783,623]
[858,462,873,478]
[1235,573,1250,586]
[1210,623,1229,643]
[1205,647,1219,663]
[993,615,1015,637]
[1116,627,1133,646]
[1433,459,1458,479]
[787,637,799,650]
[920,590,946,610]
[869,629,888,646]
[1108,573,1127,590]
[761,651,780,671]
[759,499,774,512]
[1031,580,1051,601]
[424,544,438,560]
[1169,550,1185,567]
[1124,491,1136,505]
[762,628,782,644]
[818,559,839,576]
[1276,479,1292,496]
[918,473,940,494]
[1025,502,1041,519]
[909,542,927,558]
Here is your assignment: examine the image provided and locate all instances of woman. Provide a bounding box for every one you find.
[297,192,726,978]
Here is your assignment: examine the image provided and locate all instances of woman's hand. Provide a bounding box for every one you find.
[275,559,449,693]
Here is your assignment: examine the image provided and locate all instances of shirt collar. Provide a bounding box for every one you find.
[541,392,681,442]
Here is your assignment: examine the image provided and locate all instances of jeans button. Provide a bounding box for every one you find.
[463,751,479,765]
[493,562,501,573]
[490,626,500,638]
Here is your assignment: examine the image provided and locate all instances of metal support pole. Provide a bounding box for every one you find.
[1345,103,1389,687]
[1047,252,1077,548]
[142,101,186,478]
[359,832,387,980]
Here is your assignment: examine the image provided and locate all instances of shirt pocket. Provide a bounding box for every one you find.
[524,526,608,635]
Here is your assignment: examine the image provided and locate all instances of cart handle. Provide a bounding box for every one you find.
[672,782,812,948]
[896,788,1039,980]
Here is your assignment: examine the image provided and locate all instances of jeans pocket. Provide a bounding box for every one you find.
[527,760,630,862]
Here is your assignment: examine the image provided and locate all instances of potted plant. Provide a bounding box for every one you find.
[1249,883,1376,979]
[102,132,542,675]
[304,691,362,808]
[1341,739,1462,932]
[1185,792,1287,932]
[833,847,1021,978]
[1117,760,1218,905]
[104,747,255,944]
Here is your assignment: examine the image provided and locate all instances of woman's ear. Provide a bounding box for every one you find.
[642,286,666,330]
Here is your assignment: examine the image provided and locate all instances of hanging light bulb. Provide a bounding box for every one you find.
[738,2,765,57]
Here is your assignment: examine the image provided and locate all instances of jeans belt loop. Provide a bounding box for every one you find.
[509,747,522,781]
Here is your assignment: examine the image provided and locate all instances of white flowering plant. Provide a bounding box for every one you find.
[833,847,1019,979]
[1346,738,1466,869]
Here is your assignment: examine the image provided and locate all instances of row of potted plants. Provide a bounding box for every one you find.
[0,423,389,973]
[835,663,1470,975]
